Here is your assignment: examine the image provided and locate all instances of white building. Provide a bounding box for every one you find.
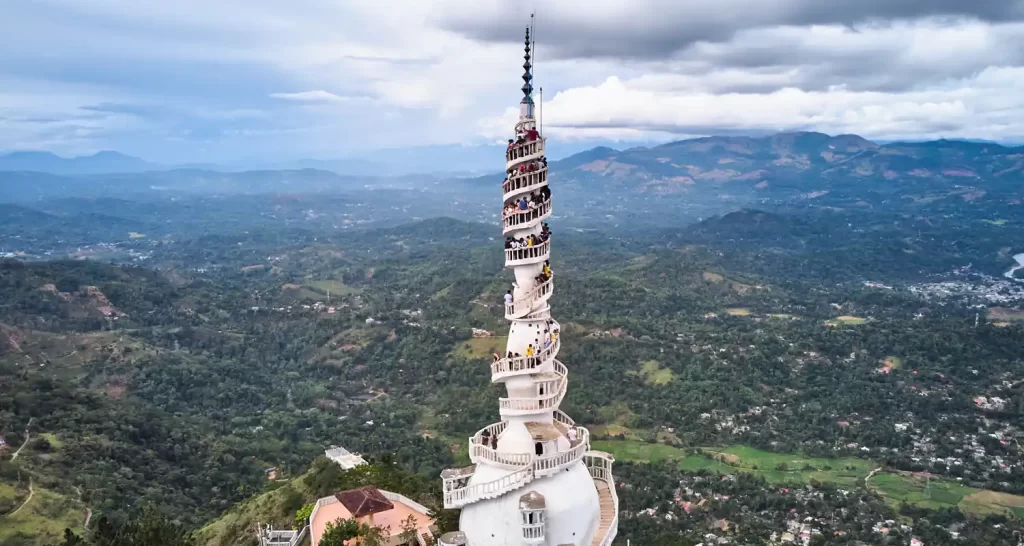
[325,446,368,470]
[438,25,618,546]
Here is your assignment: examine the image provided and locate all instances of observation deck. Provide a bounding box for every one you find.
[497,361,567,416]
[502,199,551,235]
[506,138,545,172]
[442,412,593,509]
[503,164,548,202]
[490,327,559,382]
[505,238,550,267]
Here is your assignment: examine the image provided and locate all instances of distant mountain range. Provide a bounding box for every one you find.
[547,131,1024,190]
[0,151,160,174]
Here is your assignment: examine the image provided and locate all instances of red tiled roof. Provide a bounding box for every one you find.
[335,486,395,517]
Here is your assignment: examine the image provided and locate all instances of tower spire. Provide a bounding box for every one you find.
[520,22,535,118]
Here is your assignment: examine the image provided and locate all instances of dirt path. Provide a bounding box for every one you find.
[10,417,34,461]
[8,479,34,517]
[865,466,883,487]
[73,485,92,529]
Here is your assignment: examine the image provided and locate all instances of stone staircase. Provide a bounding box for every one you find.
[591,479,616,546]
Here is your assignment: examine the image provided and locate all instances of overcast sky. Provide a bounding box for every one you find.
[3,0,1024,162]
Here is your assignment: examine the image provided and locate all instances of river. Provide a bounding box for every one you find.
[1005,253,1024,281]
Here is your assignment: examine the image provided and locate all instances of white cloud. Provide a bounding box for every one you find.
[269,90,355,103]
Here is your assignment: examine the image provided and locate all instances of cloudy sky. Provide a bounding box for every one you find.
[3,0,1024,163]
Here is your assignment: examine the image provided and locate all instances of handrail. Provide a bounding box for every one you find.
[533,427,590,478]
[504,238,550,265]
[503,165,547,197]
[505,138,543,164]
[443,465,533,509]
[585,451,619,546]
[498,360,567,413]
[553,409,576,427]
[503,199,551,232]
[504,277,553,319]
[491,329,559,380]
[447,422,593,508]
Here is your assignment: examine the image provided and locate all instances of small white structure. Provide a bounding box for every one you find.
[325,445,368,470]
[257,523,306,546]
[439,26,618,546]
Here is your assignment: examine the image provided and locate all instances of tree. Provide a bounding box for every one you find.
[295,503,315,526]
[319,518,362,546]
[399,514,419,545]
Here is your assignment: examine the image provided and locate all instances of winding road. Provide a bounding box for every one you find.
[7,479,34,517]
[9,418,33,461]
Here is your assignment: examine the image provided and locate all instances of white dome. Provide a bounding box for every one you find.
[459,462,599,546]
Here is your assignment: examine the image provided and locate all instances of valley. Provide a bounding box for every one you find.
[1,132,1024,545]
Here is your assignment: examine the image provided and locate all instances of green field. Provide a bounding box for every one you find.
[452,336,509,359]
[593,440,1024,517]
[306,279,359,296]
[631,360,675,385]
[827,315,868,326]
[0,485,85,546]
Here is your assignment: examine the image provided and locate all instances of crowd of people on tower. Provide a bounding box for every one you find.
[507,127,540,150]
[492,319,560,370]
[503,187,551,220]
[505,223,551,251]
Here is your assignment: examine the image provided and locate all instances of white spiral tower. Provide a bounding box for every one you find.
[439,25,619,546]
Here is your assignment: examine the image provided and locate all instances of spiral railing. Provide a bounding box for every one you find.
[443,423,592,509]
[503,165,547,201]
[502,199,552,234]
[506,138,544,171]
[498,361,567,415]
[491,331,560,381]
[504,277,553,319]
[505,238,550,266]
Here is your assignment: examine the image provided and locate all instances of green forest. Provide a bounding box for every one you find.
[1,204,1023,544]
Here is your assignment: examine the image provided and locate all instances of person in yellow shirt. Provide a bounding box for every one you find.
[525,344,535,357]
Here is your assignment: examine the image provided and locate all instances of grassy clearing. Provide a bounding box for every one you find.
[0,485,85,546]
[306,279,360,296]
[989,307,1024,322]
[594,440,1024,517]
[960,490,1024,519]
[591,440,688,463]
[630,360,675,385]
[826,315,868,326]
[702,271,725,283]
[452,336,508,360]
[870,472,977,511]
[726,308,751,317]
[39,433,63,450]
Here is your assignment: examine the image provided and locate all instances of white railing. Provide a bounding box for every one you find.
[444,421,594,509]
[585,451,619,546]
[503,199,551,233]
[522,523,545,541]
[469,421,533,467]
[504,277,553,319]
[308,496,341,546]
[533,427,590,478]
[491,331,559,381]
[505,238,550,265]
[505,138,544,168]
[498,360,567,414]
[379,490,432,518]
[443,465,534,509]
[503,166,547,199]
[553,409,576,428]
